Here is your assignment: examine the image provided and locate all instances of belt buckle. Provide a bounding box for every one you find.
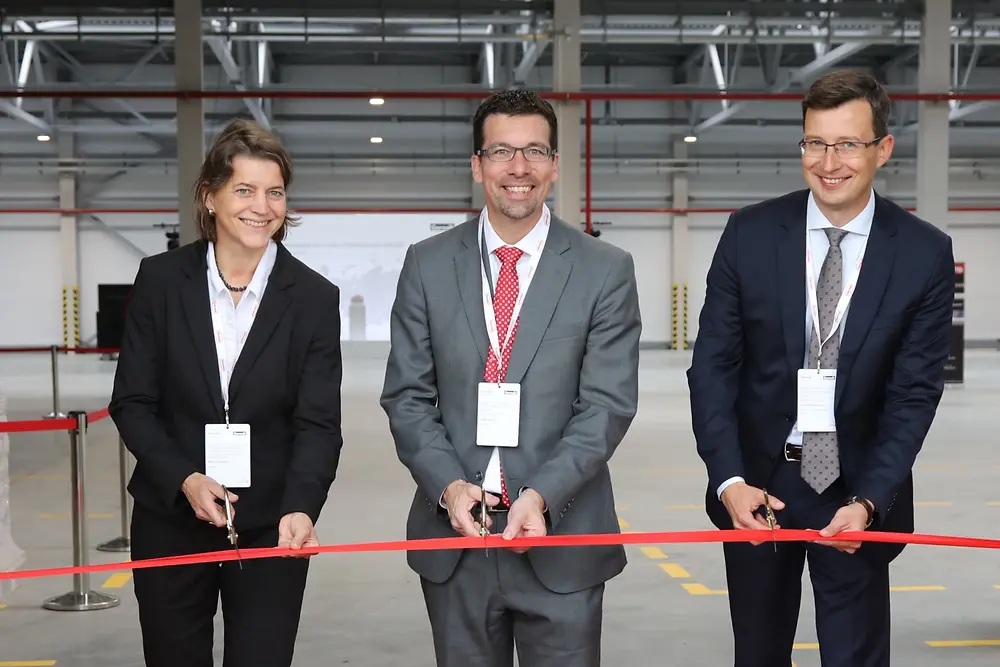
[784,443,800,462]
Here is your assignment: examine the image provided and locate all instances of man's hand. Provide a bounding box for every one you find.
[181,472,237,527]
[443,480,499,537]
[720,482,785,546]
[502,488,547,554]
[278,512,319,558]
[816,504,869,554]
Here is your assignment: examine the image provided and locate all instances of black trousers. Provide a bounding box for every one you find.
[130,502,311,667]
[723,458,891,667]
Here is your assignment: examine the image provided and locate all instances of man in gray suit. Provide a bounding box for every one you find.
[380,89,642,666]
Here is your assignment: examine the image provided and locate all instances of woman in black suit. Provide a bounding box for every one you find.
[109,118,344,667]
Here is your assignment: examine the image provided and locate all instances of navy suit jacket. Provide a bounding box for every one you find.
[687,189,954,561]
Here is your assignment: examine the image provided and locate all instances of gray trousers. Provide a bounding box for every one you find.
[420,514,605,667]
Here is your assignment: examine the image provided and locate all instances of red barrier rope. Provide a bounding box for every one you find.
[1,528,998,583]
[0,406,111,434]
[0,346,119,354]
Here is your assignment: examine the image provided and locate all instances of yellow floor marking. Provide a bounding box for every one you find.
[682,583,727,595]
[890,585,945,592]
[663,504,700,510]
[793,643,819,650]
[986,502,1000,507]
[927,639,1000,647]
[994,585,1000,590]
[39,513,113,519]
[913,502,952,507]
[101,573,132,588]
[639,547,668,559]
[0,604,6,609]
[659,563,690,578]
[614,506,629,511]
[0,662,57,666]
[617,517,629,529]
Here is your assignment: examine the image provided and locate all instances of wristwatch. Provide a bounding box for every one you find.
[846,496,875,528]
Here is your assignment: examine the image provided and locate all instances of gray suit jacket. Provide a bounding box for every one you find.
[380,214,641,594]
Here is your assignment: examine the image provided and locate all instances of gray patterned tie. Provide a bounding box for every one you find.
[801,228,849,493]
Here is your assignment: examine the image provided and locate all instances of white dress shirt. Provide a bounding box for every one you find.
[480,204,551,497]
[716,189,875,499]
[206,239,277,410]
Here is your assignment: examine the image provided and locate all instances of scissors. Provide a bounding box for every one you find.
[478,488,490,556]
[221,485,243,569]
[762,489,777,553]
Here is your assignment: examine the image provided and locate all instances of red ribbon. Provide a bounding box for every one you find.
[3,528,999,582]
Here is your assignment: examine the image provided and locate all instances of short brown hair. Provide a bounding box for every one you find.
[472,88,558,153]
[194,118,299,242]
[802,69,890,138]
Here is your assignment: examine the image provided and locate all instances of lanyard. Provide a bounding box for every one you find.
[478,206,549,382]
[209,294,259,425]
[804,229,868,369]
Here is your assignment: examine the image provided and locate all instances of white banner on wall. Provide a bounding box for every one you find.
[282,212,472,341]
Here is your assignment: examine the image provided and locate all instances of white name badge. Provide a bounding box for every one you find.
[205,423,252,488]
[796,369,837,433]
[476,382,521,448]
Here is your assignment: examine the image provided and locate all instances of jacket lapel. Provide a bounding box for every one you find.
[227,244,294,404]
[503,219,572,384]
[456,219,491,365]
[179,241,225,417]
[835,197,898,407]
[777,195,808,377]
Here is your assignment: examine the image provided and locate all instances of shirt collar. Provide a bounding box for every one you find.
[207,238,277,298]
[482,203,551,257]
[807,187,875,236]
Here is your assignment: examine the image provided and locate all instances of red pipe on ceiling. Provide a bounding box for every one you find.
[2,89,1000,102]
[2,206,998,215]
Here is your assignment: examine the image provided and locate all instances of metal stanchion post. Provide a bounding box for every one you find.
[43,345,66,419]
[97,435,132,553]
[42,411,120,611]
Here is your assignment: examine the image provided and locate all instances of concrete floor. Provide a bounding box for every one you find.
[1,345,999,666]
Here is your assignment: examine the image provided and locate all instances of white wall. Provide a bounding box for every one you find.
[2,197,997,348]
[1,62,999,347]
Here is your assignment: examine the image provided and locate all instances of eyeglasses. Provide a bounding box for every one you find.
[476,144,555,162]
[799,137,883,158]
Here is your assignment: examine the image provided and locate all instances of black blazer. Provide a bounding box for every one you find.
[687,189,954,560]
[109,239,344,530]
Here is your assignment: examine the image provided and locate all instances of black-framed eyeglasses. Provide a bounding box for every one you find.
[476,144,555,162]
[799,137,884,158]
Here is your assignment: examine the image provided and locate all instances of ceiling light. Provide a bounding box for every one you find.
[370,136,383,143]
[369,97,384,105]
[36,134,51,142]
[684,135,697,143]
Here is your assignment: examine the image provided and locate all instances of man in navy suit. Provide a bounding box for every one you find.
[687,69,955,667]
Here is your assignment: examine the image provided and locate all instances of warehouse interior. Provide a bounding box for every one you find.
[1,0,999,665]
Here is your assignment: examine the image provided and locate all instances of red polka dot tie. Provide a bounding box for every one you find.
[483,245,523,507]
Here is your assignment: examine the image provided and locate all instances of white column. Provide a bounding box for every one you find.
[552,0,581,228]
[671,136,691,350]
[175,0,205,246]
[57,123,79,348]
[915,0,951,230]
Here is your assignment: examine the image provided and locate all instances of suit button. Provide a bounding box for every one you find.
[474,472,483,481]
